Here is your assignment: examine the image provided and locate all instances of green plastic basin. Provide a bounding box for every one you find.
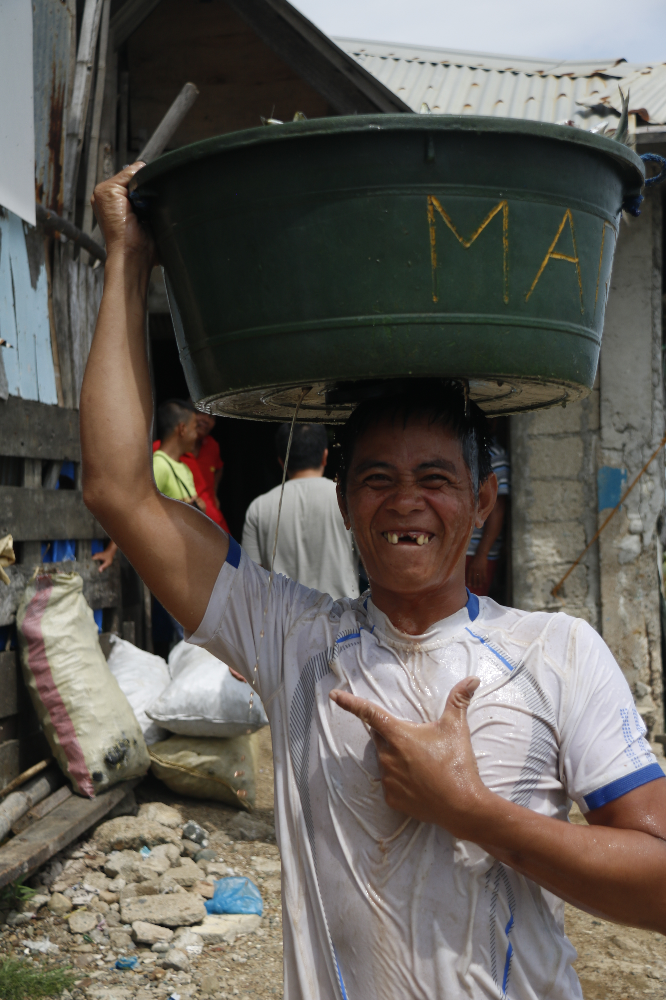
[131,114,644,420]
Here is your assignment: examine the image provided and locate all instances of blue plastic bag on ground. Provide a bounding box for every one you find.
[205,877,263,916]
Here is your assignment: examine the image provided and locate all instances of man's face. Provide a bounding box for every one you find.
[338,415,497,597]
[181,413,200,452]
[196,413,215,438]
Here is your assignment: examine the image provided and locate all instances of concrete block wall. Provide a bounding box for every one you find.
[510,191,664,736]
[511,387,600,628]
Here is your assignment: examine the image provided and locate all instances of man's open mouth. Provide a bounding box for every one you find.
[382,531,434,546]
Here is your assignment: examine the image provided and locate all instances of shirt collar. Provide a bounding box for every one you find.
[364,590,480,649]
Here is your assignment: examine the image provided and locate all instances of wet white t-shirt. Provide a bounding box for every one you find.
[188,538,663,1000]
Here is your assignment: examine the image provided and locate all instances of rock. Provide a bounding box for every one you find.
[120,881,160,901]
[182,820,208,845]
[194,849,216,863]
[48,893,73,916]
[151,941,170,953]
[132,920,174,945]
[105,911,121,928]
[151,843,181,867]
[82,871,111,891]
[157,857,201,888]
[171,928,203,955]
[205,862,234,878]
[120,893,206,928]
[180,839,199,859]
[138,803,182,829]
[68,911,98,935]
[6,911,33,926]
[135,856,171,880]
[94,817,181,854]
[92,898,110,914]
[200,975,218,994]
[98,890,119,904]
[106,877,126,893]
[228,813,274,842]
[160,947,189,972]
[251,857,281,874]
[193,881,215,899]
[28,894,50,911]
[190,913,262,944]
[109,929,135,951]
[104,850,142,881]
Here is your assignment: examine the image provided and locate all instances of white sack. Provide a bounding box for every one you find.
[106,636,171,745]
[17,572,150,797]
[147,641,268,738]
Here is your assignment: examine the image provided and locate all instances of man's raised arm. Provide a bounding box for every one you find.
[80,164,228,633]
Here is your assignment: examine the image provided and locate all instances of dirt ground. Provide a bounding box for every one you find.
[1,728,664,1000]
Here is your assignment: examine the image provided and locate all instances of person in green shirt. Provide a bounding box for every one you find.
[152,399,206,511]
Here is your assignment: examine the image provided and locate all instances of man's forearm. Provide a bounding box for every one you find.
[465,789,666,931]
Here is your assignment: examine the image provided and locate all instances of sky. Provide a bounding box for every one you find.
[290,0,666,65]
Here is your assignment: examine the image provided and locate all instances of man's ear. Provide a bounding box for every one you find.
[321,448,328,469]
[477,472,498,525]
[336,480,351,530]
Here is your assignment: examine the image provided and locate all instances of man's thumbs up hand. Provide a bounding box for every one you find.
[329,677,490,837]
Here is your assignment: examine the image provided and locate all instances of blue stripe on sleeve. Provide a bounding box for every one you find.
[225,534,241,569]
[584,762,665,811]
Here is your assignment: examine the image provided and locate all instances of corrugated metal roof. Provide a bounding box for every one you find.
[335,38,666,127]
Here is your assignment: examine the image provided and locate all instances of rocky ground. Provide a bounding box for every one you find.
[0,730,663,1000]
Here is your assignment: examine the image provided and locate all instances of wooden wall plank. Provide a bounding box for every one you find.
[0,487,103,541]
[0,652,18,720]
[0,396,80,459]
[0,558,120,627]
[33,0,75,214]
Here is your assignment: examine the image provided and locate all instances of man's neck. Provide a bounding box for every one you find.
[160,437,188,462]
[369,576,469,635]
[288,467,324,480]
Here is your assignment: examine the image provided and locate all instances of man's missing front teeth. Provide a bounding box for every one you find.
[382,532,432,546]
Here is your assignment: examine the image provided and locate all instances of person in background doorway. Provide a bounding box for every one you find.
[180,411,230,532]
[152,399,206,512]
[242,423,359,600]
[465,435,510,596]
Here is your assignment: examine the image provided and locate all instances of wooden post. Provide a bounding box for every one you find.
[81,0,111,242]
[42,239,64,407]
[63,0,104,219]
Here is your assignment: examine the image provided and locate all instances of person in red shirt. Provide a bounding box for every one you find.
[152,409,229,532]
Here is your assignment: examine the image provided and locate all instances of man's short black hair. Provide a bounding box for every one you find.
[335,380,492,498]
[276,423,328,473]
[157,398,196,441]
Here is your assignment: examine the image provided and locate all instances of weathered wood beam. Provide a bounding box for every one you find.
[224,0,412,115]
[82,0,112,240]
[0,489,105,543]
[0,558,120,627]
[0,778,141,888]
[111,0,161,47]
[63,0,105,217]
[0,396,80,460]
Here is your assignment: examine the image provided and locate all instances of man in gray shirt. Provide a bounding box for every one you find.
[242,424,359,600]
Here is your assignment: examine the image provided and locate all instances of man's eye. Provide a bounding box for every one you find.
[363,474,391,484]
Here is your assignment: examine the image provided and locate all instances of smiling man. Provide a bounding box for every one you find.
[81,164,666,1000]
